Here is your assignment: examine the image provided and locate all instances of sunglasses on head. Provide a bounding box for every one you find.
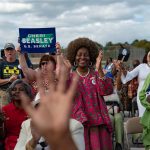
[41,61,48,66]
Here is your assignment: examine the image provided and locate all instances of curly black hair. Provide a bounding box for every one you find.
[66,37,99,66]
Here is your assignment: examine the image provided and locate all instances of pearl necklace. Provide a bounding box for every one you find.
[76,68,90,78]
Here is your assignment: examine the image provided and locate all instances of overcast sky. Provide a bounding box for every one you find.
[0,0,150,49]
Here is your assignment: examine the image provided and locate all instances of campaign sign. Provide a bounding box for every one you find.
[19,28,56,53]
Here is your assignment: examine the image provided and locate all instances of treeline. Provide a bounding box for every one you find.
[103,39,150,52]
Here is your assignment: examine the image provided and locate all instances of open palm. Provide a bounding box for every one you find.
[21,62,79,144]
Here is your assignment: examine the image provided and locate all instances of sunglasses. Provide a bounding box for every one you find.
[41,61,48,66]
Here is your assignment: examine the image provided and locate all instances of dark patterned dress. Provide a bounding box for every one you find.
[70,69,113,150]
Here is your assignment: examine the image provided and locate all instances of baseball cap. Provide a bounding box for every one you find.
[4,43,15,50]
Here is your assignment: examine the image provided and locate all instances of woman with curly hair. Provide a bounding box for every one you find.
[57,37,113,150]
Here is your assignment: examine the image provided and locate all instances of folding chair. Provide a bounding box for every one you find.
[124,117,144,150]
[104,93,124,150]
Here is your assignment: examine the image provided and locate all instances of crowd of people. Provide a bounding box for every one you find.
[0,38,150,150]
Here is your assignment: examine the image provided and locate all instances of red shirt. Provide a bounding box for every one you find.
[2,102,28,150]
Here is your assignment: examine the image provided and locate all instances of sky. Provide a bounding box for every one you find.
[0,0,150,49]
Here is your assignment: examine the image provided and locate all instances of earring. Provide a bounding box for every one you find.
[74,61,77,67]
[89,62,93,67]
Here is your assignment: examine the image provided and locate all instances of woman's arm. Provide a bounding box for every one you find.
[55,42,71,79]
[95,50,105,78]
[17,48,36,82]
[121,64,140,84]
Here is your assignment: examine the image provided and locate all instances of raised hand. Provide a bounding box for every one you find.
[95,50,103,71]
[16,45,21,53]
[20,64,79,149]
[55,42,72,78]
[56,42,61,55]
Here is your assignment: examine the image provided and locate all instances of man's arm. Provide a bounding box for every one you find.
[0,75,18,86]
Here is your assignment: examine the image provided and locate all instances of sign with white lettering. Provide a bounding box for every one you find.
[19,28,56,53]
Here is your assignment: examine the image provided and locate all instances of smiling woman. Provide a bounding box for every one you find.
[56,37,114,150]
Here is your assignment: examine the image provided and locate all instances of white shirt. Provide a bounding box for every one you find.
[121,63,150,117]
[14,119,85,150]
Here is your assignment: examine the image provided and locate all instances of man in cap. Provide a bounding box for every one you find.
[0,43,24,106]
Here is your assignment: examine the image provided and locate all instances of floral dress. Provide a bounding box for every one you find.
[70,69,113,150]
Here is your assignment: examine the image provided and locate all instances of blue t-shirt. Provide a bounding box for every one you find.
[104,63,114,79]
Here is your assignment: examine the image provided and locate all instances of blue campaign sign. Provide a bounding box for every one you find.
[19,28,56,53]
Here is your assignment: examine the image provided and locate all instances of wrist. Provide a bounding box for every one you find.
[49,132,77,150]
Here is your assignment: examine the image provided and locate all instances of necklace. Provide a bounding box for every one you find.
[76,68,90,77]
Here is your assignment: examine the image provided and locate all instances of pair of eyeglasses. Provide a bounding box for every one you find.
[12,88,25,92]
[41,61,48,66]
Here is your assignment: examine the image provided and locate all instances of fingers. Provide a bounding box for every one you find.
[16,45,21,52]
[56,42,61,55]
[20,92,35,118]
[57,65,68,93]
[97,50,103,61]
[64,59,71,70]
[99,49,103,55]
[67,74,79,100]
